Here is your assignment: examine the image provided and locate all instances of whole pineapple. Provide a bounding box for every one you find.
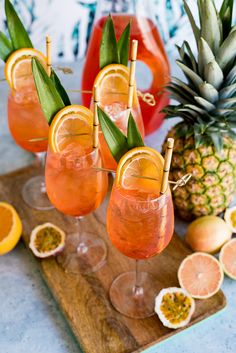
[163,0,236,220]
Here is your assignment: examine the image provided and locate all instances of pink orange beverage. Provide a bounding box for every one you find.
[107,187,174,259]
[82,15,170,135]
[45,147,108,216]
[106,147,174,318]
[8,84,49,153]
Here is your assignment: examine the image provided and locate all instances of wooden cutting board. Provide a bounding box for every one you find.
[0,165,226,353]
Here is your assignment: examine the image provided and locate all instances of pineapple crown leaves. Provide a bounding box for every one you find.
[99,14,131,69]
[164,0,236,152]
[0,0,33,62]
[97,106,144,163]
[32,58,71,124]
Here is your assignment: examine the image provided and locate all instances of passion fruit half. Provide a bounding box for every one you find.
[155,287,195,329]
[29,222,65,258]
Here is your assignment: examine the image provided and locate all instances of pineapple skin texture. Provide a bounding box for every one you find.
[163,124,236,221]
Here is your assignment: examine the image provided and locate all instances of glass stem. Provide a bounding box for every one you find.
[133,260,144,297]
[35,152,47,194]
[76,216,88,254]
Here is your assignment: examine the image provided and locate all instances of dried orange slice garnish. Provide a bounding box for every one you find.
[49,105,93,153]
[5,48,47,90]
[94,64,138,107]
[116,147,164,194]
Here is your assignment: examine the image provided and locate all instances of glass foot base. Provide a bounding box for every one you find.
[57,232,107,274]
[22,175,54,210]
[110,271,160,319]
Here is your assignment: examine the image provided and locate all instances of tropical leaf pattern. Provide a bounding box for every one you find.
[0,0,235,63]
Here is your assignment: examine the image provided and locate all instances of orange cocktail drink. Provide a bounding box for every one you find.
[92,64,144,170]
[5,49,51,210]
[8,82,49,153]
[45,147,108,217]
[107,147,174,318]
[6,49,49,153]
[107,187,174,259]
[44,105,108,273]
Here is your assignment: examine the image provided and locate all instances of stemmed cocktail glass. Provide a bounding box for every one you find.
[107,141,175,318]
[7,38,53,210]
[45,96,108,274]
[91,40,144,170]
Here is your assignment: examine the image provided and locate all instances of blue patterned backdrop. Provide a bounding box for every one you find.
[0,0,235,63]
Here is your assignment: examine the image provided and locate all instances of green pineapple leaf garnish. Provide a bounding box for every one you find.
[5,0,33,50]
[97,106,144,163]
[32,58,65,124]
[127,112,144,149]
[100,15,131,69]
[0,31,13,62]
[50,70,71,106]
[100,14,119,69]
[97,106,129,162]
[117,22,131,66]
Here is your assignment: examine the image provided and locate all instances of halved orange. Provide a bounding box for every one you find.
[49,105,93,153]
[116,147,164,194]
[219,238,236,280]
[94,64,138,107]
[0,202,22,255]
[178,252,224,299]
[5,48,47,90]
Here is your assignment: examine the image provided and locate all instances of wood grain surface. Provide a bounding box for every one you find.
[0,165,227,353]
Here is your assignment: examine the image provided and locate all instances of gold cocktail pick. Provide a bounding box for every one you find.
[93,85,99,150]
[160,138,174,194]
[127,39,138,112]
[46,35,52,76]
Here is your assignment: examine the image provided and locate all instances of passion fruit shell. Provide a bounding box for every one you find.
[155,287,195,329]
[29,222,65,258]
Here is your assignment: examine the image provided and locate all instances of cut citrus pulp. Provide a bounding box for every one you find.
[224,206,236,233]
[155,287,195,329]
[116,147,164,194]
[0,202,22,255]
[5,48,47,90]
[94,64,138,107]
[29,222,65,258]
[178,252,224,299]
[219,238,236,280]
[49,105,93,153]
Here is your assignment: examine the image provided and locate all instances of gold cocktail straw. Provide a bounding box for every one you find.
[160,138,174,195]
[127,39,138,110]
[46,35,52,76]
[93,85,99,149]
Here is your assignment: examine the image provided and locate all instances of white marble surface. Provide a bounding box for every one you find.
[0,62,235,353]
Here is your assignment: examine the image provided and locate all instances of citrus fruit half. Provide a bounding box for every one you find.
[178,252,224,299]
[5,48,47,90]
[29,222,65,258]
[116,147,164,195]
[49,105,93,153]
[224,206,236,233]
[155,287,195,329]
[0,202,22,255]
[219,238,236,280]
